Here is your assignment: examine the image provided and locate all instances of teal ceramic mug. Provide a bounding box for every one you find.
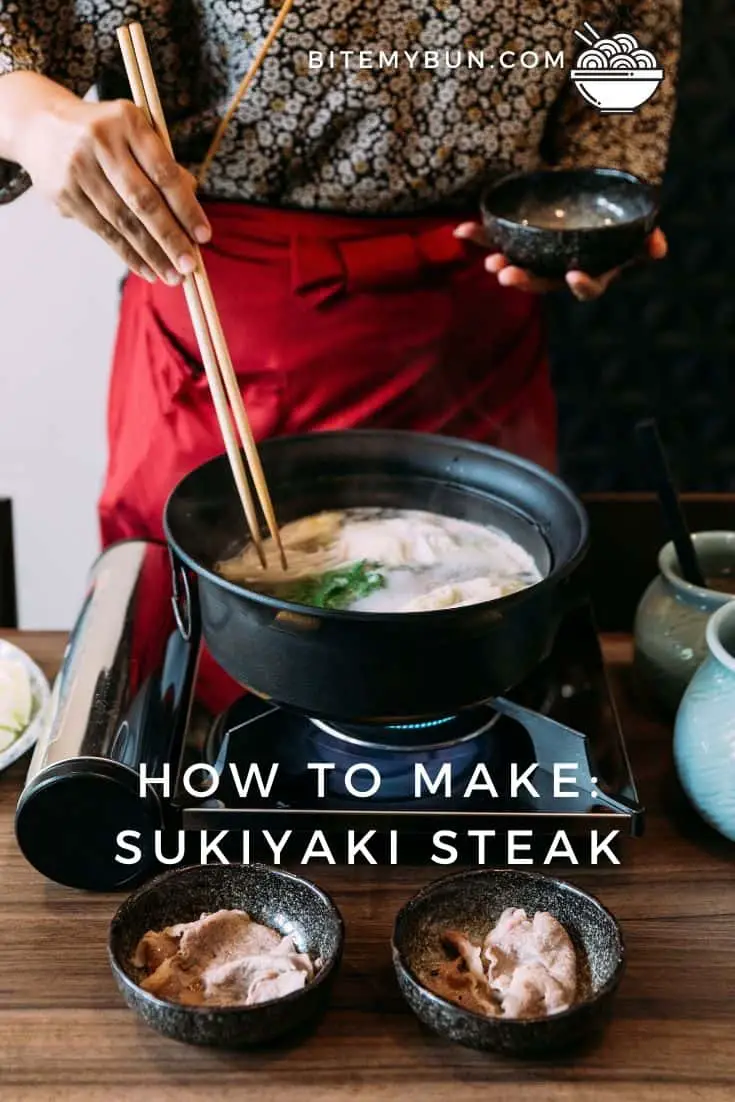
[674,600,735,841]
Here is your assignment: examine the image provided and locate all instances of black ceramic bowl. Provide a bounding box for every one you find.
[392,868,624,1057]
[108,863,344,1048]
[481,168,658,278]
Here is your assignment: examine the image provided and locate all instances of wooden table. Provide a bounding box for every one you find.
[2,631,734,1102]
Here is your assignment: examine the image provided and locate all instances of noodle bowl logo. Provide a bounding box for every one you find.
[570,21,664,114]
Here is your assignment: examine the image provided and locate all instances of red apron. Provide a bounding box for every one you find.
[99,201,556,713]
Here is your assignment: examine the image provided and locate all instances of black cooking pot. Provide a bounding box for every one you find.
[165,431,589,723]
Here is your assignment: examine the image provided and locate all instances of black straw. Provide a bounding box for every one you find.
[635,418,706,587]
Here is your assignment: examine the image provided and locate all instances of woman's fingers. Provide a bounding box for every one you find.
[486,255,615,298]
[99,144,197,276]
[495,264,564,294]
[485,253,508,274]
[459,220,668,299]
[58,183,158,282]
[95,126,197,274]
[648,227,668,260]
[454,222,490,247]
[565,268,619,301]
[125,105,211,245]
[455,223,559,291]
[485,253,562,292]
[566,229,667,300]
[78,156,181,284]
[90,100,211,277]
[462,222,608,295]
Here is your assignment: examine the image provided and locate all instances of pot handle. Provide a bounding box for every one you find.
[168,548,201,645]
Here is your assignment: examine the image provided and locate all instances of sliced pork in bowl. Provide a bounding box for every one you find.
[392,868,624,1056]
[108,863,344,1047]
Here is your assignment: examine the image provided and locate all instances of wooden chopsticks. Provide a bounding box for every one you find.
[117,22,287,572]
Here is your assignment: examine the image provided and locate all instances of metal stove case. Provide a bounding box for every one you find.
[15,541,197,890]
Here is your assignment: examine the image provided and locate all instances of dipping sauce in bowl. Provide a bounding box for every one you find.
[515,194,630,230]
[481,167,658,278]
[705,572,735,596]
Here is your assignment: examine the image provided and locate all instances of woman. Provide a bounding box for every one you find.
[0,1,679,705]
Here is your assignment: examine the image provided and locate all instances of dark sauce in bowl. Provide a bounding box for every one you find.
[706,573,735,596]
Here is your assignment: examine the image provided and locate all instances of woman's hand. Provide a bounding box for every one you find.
[3,73,210,284]
[454,222,668,302]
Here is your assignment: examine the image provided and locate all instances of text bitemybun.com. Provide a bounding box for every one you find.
[307,49,566,72]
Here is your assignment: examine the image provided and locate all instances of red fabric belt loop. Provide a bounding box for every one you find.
[291,224,467,306]
[290,236,344,307]
[342,233,421,293]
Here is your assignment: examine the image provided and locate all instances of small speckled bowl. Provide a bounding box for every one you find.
[480,167,658,278]
[108,863,344,1048]
[392,868,624,1057]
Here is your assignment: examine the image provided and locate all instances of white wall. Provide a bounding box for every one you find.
[0,188,124,628]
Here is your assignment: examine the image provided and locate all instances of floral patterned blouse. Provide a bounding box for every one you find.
[0,0,680,213]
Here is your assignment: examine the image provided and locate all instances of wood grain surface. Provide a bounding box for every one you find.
[1,630,734,1102]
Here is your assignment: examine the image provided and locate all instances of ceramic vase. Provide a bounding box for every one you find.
[674,600,735,841]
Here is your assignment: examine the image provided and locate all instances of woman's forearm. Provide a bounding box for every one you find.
[0,71,80,168]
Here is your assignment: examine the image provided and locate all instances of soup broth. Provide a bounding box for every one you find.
[216,507,544,613]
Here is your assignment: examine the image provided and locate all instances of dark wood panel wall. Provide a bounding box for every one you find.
[551,0,735,492]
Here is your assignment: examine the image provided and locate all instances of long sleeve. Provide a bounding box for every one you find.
[0,0,104,203]
[544,0,682,185]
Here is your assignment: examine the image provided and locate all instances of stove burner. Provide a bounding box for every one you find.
[202,694,536,809]
[310,708,500,752]
[183,601,643,835]
[303,713,529,807]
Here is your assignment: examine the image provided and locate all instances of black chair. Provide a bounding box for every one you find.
[0,499,18,629]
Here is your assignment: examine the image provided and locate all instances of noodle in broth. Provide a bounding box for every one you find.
[216,508,543,612]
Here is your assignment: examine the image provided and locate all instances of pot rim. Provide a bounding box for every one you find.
[658,531,735,605]
[706,601,735,673]
[480,167,657,236]
[164,429,590,625]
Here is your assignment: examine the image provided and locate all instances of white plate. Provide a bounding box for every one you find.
[0,638,52,775]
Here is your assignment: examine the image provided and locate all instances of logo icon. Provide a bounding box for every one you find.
[570,22,664,114]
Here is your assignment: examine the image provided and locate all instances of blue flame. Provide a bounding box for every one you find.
[386,716,457,731]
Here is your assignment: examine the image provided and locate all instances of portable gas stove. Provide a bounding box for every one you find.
[16,541,642,890]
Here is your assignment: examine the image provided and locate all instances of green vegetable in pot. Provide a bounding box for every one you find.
[275,561,386,610]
